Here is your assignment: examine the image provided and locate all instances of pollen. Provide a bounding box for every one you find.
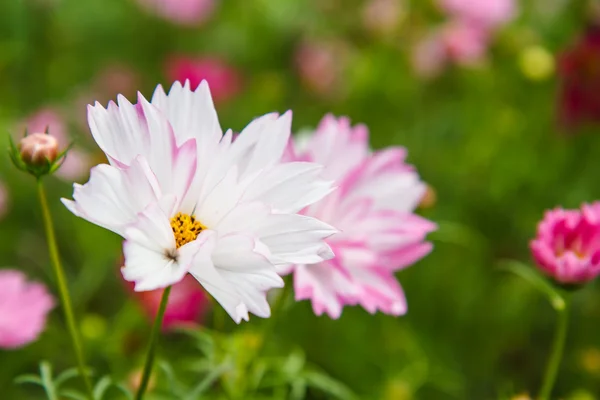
[170,212,206,249]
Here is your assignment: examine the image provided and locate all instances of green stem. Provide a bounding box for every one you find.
[36,180,93,399]
[538,296,570,400]
[136,286,172,400]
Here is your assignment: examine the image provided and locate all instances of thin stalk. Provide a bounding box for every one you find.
[136,286,172,400]
[538,297,570,400]
[36,180,93,399]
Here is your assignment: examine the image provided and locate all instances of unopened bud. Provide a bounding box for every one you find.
[19,133,59,166]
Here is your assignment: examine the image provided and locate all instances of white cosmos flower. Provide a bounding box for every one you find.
[62,81,337,323]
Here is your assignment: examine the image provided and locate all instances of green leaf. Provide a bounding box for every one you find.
[14,374,44,386]
[55,367,91,388]
[185,362,233,400]
[59,389,88,400]
[290,378,307,400]
[93,376,112,399]
[303,370,357,400]
[498,259,566,311]
[39,361,59,400]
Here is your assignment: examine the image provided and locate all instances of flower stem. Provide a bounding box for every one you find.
[37,180,93,399]
[136,286,172,400]
[538,296,570,400]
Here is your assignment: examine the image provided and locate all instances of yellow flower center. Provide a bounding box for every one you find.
[170,212,206,249]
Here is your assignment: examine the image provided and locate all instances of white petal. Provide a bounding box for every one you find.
[195,167,244,228]
[242,162,335,213]
[215,202,271,235]
[121,200,186,291]
[61,157,161,236]
[213,234,284,318]
[87,97,150,167]
[254,214,338,264]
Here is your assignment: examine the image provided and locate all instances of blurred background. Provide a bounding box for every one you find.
[2,0,600,398]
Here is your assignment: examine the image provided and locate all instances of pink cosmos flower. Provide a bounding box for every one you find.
[134,275,210,331]
[165,56,242,103]
[284,115,436,318]
[0,270,54,349]
[412,21,488,78]
[438,0,516,29]
[22,108,92,181]
[135,0,215,26]
[530,204,600,285]
[295,40,348,97]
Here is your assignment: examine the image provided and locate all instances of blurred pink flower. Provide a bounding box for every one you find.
[136,0,215,25]
[283,115,436,318]
[22,108,92,181]
[165,56,242,103]
[412,21,488,77]
[530,204,600,285]
[438,0,516,29]
[295,40,348,97]
[134,275,210,331]
[0,270,54,349]
[0,180,7,219]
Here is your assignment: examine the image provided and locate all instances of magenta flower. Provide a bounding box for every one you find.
[530,205,600,285]
[283,115,436,318]
[165,56,242,103]
[135,0,215,25]
[0,270,54,349]
[134,275,210,331]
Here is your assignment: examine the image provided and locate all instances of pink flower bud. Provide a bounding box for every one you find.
[19,133,59,166]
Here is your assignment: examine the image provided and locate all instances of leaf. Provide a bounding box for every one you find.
[303,370,357,400]
[111,383,135,400]
[39,361,59,400]
[59,389,88,400]
[14,374,44,386]
[290,378,307,400]
[185,362,233,400]
[93,376,112,399]
[497,259,566,311]
[55,367,91,388]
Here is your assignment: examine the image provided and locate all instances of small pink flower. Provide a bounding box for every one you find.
[135,0,215,25]
[0,270,54,349]
[412,21,488,77]
[284,115,436,318]
[0,180,8,219]
[165,56,242,103]
[134,275,210,331]
[530,204,600,285]
[295,40,348,97]
[438,0,516,29]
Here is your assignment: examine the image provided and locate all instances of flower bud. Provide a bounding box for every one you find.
[19,133,59,166]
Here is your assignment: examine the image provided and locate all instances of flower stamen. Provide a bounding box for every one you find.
[170,212,206,249]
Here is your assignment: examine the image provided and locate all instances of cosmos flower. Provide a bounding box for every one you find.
[63,81,337,323]
[165,56,242,103]
[135,0,215,26]
[530,204,600,285]
[438,0,516,29]
[284,115,436,318]
[0,269,54,349]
